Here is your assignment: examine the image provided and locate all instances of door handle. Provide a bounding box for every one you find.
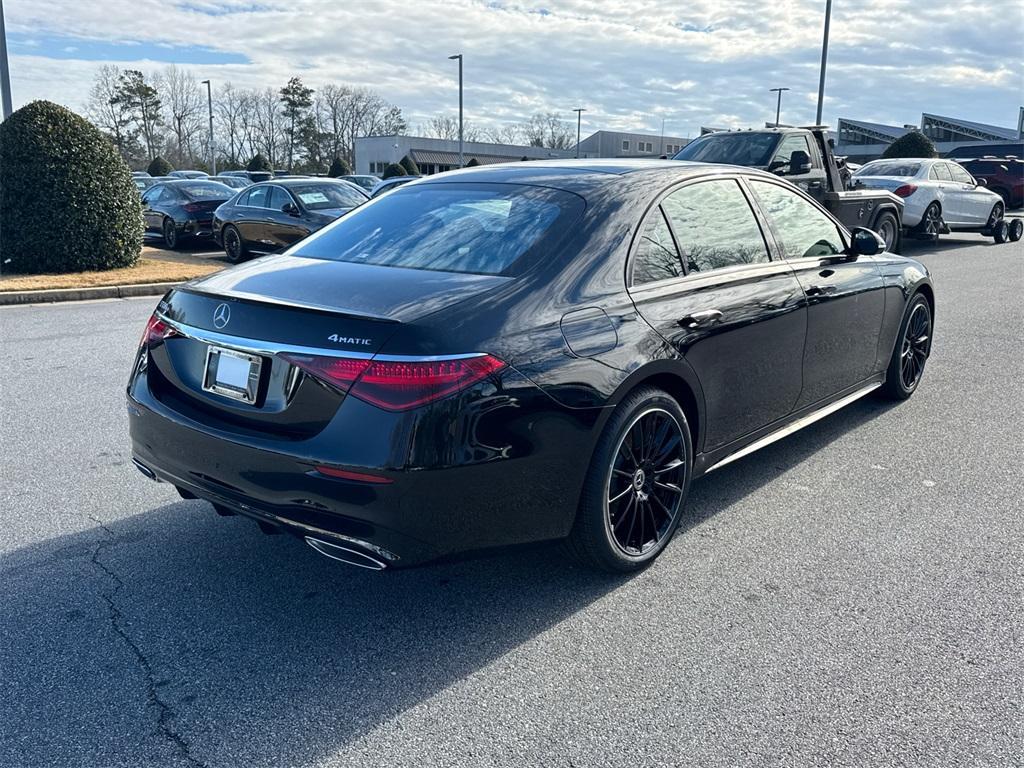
[678,310,723,329]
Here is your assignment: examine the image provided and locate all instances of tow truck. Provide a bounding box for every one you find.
[672,126,905,252]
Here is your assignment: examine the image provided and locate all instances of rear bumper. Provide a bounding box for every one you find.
[181,219,215,238]
[127,364,596,566]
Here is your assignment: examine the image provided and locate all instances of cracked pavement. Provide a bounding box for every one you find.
[1,234,1022,767]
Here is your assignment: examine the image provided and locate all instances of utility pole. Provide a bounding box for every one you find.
[201,79,215,174]
[770,87,790,127]
[573,108,586,158]
[448,54,464,167]
[0,0,13,120]
[815,0,832,125]
[660,116,666,155]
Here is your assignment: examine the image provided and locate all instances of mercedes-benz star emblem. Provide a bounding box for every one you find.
[213,303,231,329]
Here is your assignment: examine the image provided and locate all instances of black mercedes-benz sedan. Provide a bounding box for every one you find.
[212,178,369,263]
[128,160,934,572]
[141,179,236,249]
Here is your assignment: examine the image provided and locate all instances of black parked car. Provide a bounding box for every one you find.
[370,175,417,198]
[214,175,252,190]
[129,160,934,573]
[141,180,236,249]
[213,178,369,263]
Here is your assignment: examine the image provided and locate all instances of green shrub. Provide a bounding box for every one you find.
[328,157,352,177]
[881,131,937,159]
[382,163,407,179]
[465,157,480,167]
[0,100,142,274]
[247,153,272,172]
[399,154,420,176]
[147,156,173,176]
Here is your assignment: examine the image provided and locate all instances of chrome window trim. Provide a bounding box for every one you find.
[156,314,487,362]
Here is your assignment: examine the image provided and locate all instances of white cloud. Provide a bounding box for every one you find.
[5,0,1022,137]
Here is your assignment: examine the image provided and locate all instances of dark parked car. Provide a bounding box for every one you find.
[129,160,934,573]
[141,180,236,249]
[339,174,380,192]
[370,175,417,198]
[213,178,369,262]
[167,170,210,179]
[133,176,158,193]
[220,170,274,184]
[958,157,1024,209]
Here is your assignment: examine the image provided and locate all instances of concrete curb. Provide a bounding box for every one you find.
[0,281,178,307]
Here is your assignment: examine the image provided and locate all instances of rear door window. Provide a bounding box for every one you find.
[749,180,844,260]
[931,163,953,181]
[267,186,292,211]
[948,163,974,184]
[246,185,271,208]
[660,179,769,273]
[632,208,683,284]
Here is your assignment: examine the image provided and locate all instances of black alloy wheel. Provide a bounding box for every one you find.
[223,226,247,264]
[918,203,942,241]
[162,218,179,250]
[567,388,692,572]
[986,202,1005,230]
[882,294,932,399]
[1008,218,1023,242]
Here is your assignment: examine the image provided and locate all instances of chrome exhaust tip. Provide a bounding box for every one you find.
[132,458,158,481]
[305,537,388,571]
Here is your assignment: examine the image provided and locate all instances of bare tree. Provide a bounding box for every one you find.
[485,123,526,146]
[523,112,575,149]
[158,65,205,167]
[86,65,140,162]
[214,82,249,169]
[423,114,480,142]
[251,87,284,167]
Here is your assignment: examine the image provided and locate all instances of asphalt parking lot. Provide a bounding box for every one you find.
[1,234,1021,767]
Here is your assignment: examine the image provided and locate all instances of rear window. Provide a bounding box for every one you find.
[290,183,585,276]
[179,182,234,199]
[854,161,922,177]
[291,182,367,210]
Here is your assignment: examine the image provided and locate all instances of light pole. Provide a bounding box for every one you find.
[660,116,666,155]
[0,0,13,120]
[815,0,832,125]
[448,54,463,167]
[201,79,215,175]
[770,87,790,127]
[573,108,585,158]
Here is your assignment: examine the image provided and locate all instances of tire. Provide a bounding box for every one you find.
[566,387,693,572]
[223,225,248,264]
[916,202,942,241]
[993,220,1009,244]
[1008,218,1023,242]
[871,210,900,253]
[162,218,179,250]
[880,294,932,400]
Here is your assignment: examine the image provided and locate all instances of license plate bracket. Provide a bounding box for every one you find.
[202,346,262,404]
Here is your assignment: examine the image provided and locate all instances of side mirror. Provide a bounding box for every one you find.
[975,177,987,186]
[282,202,300,216]
[789,150,812,175]
[849,226,885,257]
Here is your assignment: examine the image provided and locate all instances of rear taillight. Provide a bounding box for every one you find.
[182,202,202,213]
[280,353,506,411]
[893,184,918,198]
[139,313,176,348]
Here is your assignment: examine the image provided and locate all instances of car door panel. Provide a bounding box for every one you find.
[628,178,807,452]
[747,178,886,408]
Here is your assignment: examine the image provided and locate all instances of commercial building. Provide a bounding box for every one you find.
[834,113,1022,163]
[355,129,693,176]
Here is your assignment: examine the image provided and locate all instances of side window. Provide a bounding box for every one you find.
[622,140,630,151]
[749,180,844,260]
[949,163,974,184]
[931,163,952,181]
[247,185,271,208]
[770,135,812,174]
[141,186,161,205]
[268,186,292,210]
[632,208,684,284]
[236,189,251,206]
[661,179,769,272]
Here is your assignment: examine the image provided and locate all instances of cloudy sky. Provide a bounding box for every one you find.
[5,0,1022,139]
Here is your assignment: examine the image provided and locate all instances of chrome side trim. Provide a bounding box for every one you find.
[157,314,486,362]
[704,382,882,474]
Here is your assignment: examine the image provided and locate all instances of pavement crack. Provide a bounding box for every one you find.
[89,516,208,768]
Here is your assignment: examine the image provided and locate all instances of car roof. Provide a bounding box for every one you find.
[260,177,351,187]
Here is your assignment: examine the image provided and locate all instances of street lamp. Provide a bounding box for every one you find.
[201,79,215,175]
[573,108,586,158]
[769,87,790,127]
[0,0,13,120]
[815,0,833,125]
[448,54,464,167]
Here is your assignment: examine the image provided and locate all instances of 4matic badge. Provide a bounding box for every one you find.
[327,334,373,345]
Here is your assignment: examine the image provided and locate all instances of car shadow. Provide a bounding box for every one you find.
[900,233,1003,255]
[1,394,900,767]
